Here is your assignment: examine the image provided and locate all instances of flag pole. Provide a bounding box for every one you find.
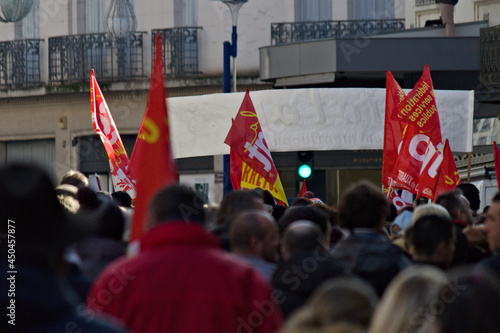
[386,178,394,199]
[467,152,472,183]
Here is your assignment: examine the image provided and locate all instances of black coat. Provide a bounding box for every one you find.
[0,262,126,333]
[271,249,347,318]
[331,233,411,297]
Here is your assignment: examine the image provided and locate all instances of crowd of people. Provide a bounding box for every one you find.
[2,163,500,332]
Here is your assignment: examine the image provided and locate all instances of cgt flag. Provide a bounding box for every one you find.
[382,71,406,187]
[128,33,178,244]
[394,65,443,147]
[90,69,136,198]
[494,141,500,192]
[225,90,288,205]
[418,139,460,201]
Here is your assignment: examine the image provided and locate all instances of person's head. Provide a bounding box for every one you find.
[456,183,480,214]
[433,268,500,333]
[369,266,447,333]
[281,220,326,260]
[278,206,330,242]
[0,164,90,267]
[60,169,89,189]
[230,210,279,263]
[291,197,312,207]
[283,277,377,333]
[111,191,132,208]
[339,181,389,231]
[78,188,125,241]
[411,214,455,268]
[147,185,206,229]
[308,277,378,328]
[253,188,276,212]
[435,190,473,225]
[412,203,450,223]
[55,183,80,214]
[484,192,500,252]
[215,190,264,226]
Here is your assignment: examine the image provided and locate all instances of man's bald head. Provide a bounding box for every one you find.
[230,210,278,262]
[282,220,325,260]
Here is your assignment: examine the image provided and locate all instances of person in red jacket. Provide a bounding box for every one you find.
[87,185,283,333]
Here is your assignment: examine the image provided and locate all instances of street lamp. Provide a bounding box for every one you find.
[0,0,34,23]
[105,0,137,79]
[220,0,248,93]
[105,0,137,38]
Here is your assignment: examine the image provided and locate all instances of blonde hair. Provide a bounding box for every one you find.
[412,204,450,223]
[282,278,378,333]
[368,266,446,333]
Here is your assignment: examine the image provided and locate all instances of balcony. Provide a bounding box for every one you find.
[152,27,202,77]
[48,32,146,84]
[0,39,43,88]
[271,19,405,45]
[480,26,500,87]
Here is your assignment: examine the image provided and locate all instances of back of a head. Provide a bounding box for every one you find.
[291,197,312,207]
[435,190,464,220]
[0,164,82,264]
[436,268,500,333]
[369,266,446,333]
[278,206,329,236]
[215,190,263,226]
[60,169,89,189]
[148,185,205,229]
[283,220,324,257]
[412,203,450,223]
[412,214,454,258]
[456,183,480,212]
[111,191,132,208]
[308,277,378,329]
[230,210,273,253]
[339,181,389,231]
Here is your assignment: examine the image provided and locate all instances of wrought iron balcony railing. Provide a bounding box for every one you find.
[152,27,202,77]
[0,39,43,88]
[480,25,500,86]
[271,19,405,45]
[48,32,145,84]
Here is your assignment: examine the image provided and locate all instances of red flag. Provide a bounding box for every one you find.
[494,141,500,192]
[225,90,288,205]
[383,185,412,211]
[298,180,307,197]
[418,140,460,200]
[394,65,442,146]
[224,90,279,185]
[391,126,430,193]
[90,69,136,197]
[382,71,406,187]
[229,147,242,190]
[433,140,461,199]
[417,140,443,200]
[128,34,177,243]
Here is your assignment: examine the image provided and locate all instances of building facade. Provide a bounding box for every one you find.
[0,0,499,205]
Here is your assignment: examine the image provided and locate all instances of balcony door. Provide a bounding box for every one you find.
[295,0,332,22]
[351,0,395,20]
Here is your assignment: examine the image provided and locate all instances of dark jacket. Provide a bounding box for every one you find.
[0,262,126,333]
[272,249,347,318]
[476,254,500,281]
[331,231,411,296]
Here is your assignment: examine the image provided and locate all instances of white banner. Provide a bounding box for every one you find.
[167,88,474,159]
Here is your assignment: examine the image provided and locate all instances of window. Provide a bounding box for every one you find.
[296,0,332,21]
[352,0,395,20]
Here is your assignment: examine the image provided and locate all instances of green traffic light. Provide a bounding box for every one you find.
[298,164,312,179]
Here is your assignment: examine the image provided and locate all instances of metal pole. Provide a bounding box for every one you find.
[223,41,231,93]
